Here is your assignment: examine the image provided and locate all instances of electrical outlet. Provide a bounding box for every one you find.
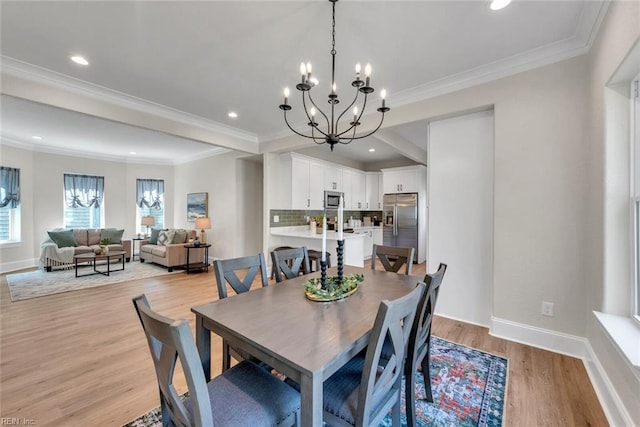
[541,301,554,317]
[273,215,279,223]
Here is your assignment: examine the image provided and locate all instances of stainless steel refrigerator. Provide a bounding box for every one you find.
[383,193,419,261]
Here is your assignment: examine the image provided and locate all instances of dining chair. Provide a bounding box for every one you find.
[371,244,415,275]
[213,253,269,371]
[269,246,293,279]
[322,282,425,427]
[271,246,311,283]
[409,263,448,405]
[132,294,301,427]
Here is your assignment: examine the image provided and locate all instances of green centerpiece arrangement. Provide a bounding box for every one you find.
[303,273,364,302]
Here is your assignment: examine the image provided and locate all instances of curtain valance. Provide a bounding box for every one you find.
[136,179,164,209]
[0,167,20,208]
[64,173,104,208]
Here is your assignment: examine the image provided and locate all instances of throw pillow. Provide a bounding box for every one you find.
[48,230,78,248]
[157,230,175,246]
[172,229,188,244]
[149,228,162,245]
[100,228,124,244]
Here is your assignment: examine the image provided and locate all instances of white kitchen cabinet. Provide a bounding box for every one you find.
[342,169,354,209]
[281,154,324,209]
[372,227,383,246]
[351,170,366,210]
[362,230,373,259]
[382,165,426,194]
[324,165,342,192]
[365,172,382,210]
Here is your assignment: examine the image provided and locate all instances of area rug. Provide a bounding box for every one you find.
[6,261,177,301]
[124,337,507,427]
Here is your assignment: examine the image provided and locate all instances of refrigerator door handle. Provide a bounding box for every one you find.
[394,204,398,237]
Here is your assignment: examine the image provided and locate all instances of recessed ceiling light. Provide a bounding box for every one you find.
[490,0,512,11]
[369,148,375,152]
[70,55,89,66]
[32,135,42,140]
[129,151,137,155]
[228,112,238,118]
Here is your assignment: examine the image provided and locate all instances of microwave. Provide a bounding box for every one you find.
[324,190,343,209]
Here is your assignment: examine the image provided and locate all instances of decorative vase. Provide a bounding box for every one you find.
[309,221,316,233]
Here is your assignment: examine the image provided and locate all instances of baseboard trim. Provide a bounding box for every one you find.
[489,316,587,358]
[582,340,634,427]
[489,316,631,426]
[0,259,38,274]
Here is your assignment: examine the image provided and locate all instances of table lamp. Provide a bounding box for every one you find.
[141,216,155,237]
[195,217,211,244]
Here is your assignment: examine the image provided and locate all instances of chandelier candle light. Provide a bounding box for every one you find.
[279,0,390,151]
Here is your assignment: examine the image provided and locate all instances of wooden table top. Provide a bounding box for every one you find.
[192,265,421,376]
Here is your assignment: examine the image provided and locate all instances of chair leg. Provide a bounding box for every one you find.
[222,340,231,372]
[392,396,402,427]
[421,346,434,403]
[405,360,418,427]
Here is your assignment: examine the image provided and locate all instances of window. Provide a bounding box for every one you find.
[136,179,164,234]
[0,166,20,242]
[63,173,104,229]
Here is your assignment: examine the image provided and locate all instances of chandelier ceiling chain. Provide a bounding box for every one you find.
[279,0,390,152]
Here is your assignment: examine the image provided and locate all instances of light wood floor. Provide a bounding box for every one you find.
[0,261,608,426]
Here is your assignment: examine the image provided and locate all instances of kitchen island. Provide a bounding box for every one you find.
[270,226,365,268]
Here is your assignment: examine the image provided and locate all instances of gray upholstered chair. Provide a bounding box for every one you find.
[213,253,269,371]
[371,244,415,275]
[132,294,300,427]
[271,246,311,283]
[321,283,425,427]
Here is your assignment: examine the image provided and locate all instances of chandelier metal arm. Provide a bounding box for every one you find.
[334,86,360,131]
[341,111,387,141]
[336,92,369,138]
[304,91,330,135]
[282,111,318,140]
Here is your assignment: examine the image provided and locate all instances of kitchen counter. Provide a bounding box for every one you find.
[270,226,365,267]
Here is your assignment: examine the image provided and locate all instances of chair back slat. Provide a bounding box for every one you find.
[371,244,415,275]
[214,253,268,299]
[271,246,310,282]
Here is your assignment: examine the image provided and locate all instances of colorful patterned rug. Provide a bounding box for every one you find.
[124,337,507,427]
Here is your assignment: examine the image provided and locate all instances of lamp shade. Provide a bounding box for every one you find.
[141,216,155,226]
[195,217,211,230]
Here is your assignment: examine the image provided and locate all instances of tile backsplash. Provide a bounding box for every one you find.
[270,210,383,228]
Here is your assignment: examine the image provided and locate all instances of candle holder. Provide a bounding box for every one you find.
[320,260,328,289]
[336,239,344,284]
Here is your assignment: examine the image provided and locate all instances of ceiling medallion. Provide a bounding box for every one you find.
[278,0,389,151]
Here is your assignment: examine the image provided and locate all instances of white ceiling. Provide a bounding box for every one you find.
[0,0,606,165]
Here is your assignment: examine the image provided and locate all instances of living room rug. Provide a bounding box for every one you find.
[123,337,507,427]
[6,261,177,302]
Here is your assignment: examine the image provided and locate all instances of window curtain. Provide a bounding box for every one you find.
[0,167,20,208]
[64,173,104,208]
[136,179,164,209]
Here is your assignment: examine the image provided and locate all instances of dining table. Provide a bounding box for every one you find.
[191,265,421,427]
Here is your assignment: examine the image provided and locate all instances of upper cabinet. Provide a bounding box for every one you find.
[324,165,342,192]
[382,165,426,194]
[280,154,324,210]
[343,169,366,210]
[365,172,382,210]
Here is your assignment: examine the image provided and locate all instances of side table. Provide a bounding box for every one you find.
[184,243,211,274]
[132,237,145,261]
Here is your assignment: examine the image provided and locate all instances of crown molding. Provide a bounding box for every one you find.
[0,57,259,144]
[1,136,228,166]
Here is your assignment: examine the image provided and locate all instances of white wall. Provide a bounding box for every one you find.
[428,110,494,327]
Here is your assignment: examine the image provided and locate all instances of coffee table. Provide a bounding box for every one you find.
[74,250,126,278]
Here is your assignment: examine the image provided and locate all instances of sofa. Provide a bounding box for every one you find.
[139,228,200,272]
[40,228,132,272]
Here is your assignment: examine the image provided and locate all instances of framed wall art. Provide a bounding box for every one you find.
[187,192,208,222]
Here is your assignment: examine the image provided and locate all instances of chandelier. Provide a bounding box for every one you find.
[278,0,390,151]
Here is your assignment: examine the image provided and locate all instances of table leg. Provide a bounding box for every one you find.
[195,315,211,381]
[300,372,323,427]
